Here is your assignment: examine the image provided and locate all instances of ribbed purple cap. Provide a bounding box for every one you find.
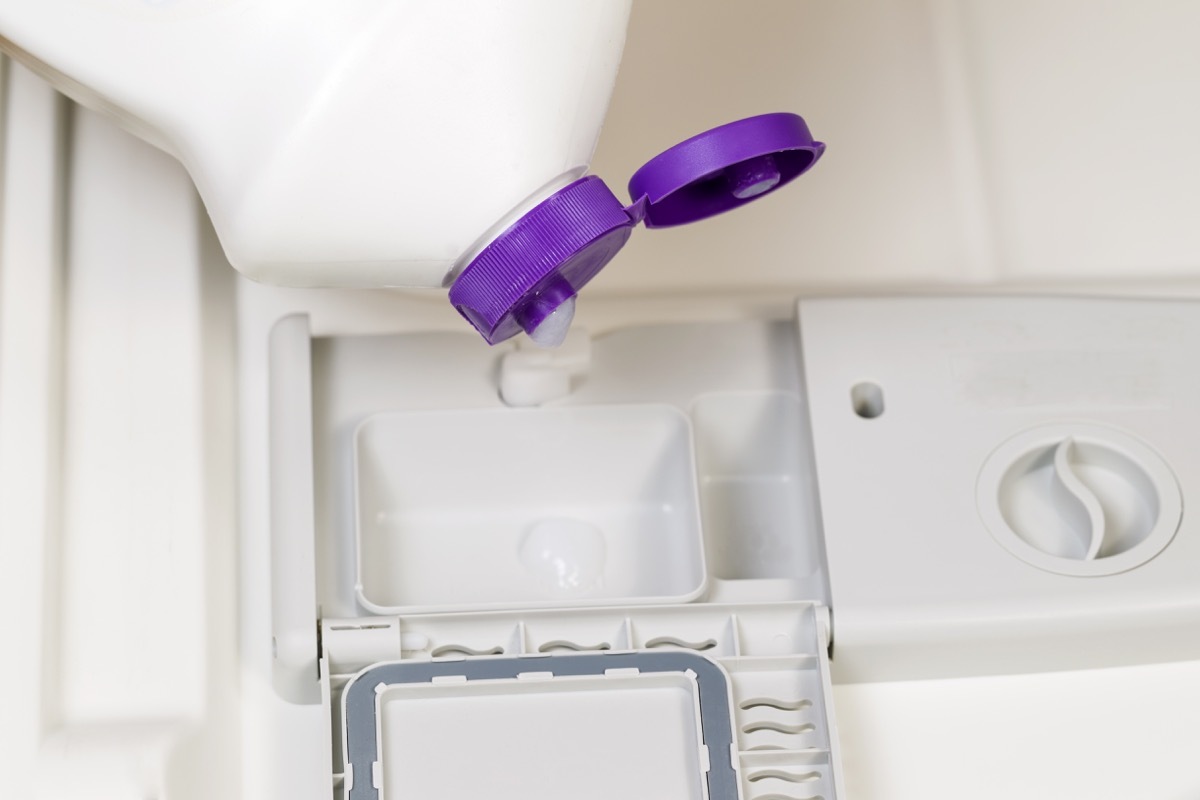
[449,113,824,346]
[449,177,634,345]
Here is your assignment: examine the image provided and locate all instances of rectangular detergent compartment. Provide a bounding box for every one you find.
[363,663,710,800]
[353,405,707,613]
[266,316,843,800]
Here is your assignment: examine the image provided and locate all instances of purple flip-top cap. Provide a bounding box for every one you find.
[449,113,824,346]
[628,112,825,227]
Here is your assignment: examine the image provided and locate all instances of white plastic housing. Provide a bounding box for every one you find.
[799,296,1200,682]
[0,0,632,288]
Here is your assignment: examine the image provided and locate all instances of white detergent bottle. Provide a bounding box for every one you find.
[0,1,632,285]
[0,0,824,343]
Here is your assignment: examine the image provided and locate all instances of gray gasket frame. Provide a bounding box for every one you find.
[342,651,738,800]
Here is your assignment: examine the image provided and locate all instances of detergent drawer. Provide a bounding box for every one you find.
[265,315,843,799]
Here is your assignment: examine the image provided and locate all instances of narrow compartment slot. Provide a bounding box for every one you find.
[429,643,504,658]
[739,698,814,712]
[738,752,836,800]
[691,393,823,582]
[392,617,524,662]
[746,768,822,783]
[537,639,613,653]
[522,618,625,655]
[738,750,833,763]
[631,614,739,657]
[646,636,719,651]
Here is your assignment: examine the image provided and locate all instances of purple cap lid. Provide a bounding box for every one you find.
[628,112,825,228]
[450,113,824,345]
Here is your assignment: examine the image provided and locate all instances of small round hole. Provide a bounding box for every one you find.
[851,382,884,419]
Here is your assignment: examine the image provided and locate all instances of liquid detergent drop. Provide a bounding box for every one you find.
[727,153,781,199]
[527,295,575,348]
[519,516,606,596]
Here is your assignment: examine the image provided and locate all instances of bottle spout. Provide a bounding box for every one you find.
[524,296,576,348]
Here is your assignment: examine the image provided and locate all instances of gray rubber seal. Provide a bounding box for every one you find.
[342,651,737,800]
